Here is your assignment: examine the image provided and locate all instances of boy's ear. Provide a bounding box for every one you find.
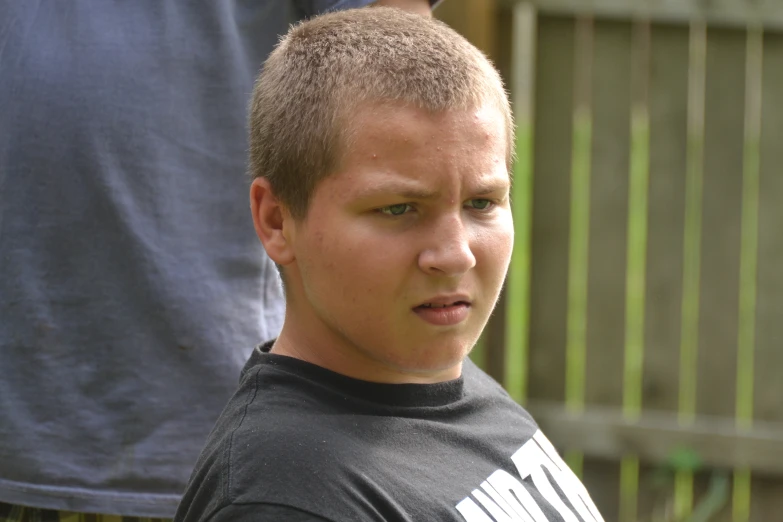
[250,177,296,266]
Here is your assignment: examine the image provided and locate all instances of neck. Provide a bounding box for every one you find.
[271,315,463,385]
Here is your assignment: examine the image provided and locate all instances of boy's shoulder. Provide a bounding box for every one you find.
[179,349,542,521]
[176,353,358,519]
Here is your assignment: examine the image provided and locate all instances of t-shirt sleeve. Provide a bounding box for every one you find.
[208,503,333,522]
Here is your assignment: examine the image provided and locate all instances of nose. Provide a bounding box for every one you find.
[418,215,476,277]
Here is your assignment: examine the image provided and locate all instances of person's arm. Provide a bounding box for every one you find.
[371,0,433,16]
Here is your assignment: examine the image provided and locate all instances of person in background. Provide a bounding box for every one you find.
[0,1,431,521]
[174,8,605,522]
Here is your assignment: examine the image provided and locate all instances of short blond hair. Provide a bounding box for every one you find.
[249,7,513,219]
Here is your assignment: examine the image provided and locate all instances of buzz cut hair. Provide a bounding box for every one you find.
[248,7,513,220]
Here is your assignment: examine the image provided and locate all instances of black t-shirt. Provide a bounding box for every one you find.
[174,344,604,522]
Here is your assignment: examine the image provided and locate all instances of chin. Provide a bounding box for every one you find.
[402,340,472,375]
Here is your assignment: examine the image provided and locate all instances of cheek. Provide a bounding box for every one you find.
[475,220,514,276]
[306,229,347,278]
[305,224,395,293]
[305,230,408,332]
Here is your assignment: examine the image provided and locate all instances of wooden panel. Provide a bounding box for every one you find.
[584,19,631,409]
[493,5,515,86]
[642,24,689,415]
[434,0,498,59]
[579,19,633,522]
[694,25,747,522]
[527,15,575,404]
[750,476,783,522]
[564,15,592,415]
[753,33,783,425]
[638,462,677,522]
[749,30,783,522]
[581,462,620,522]
[637,23,691,521]
[483,286,508,384]
[507,7,783,522]
[696,27,745,419]
[504,2,538,402]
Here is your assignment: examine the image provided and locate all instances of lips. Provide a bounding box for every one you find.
[414,294,472,309]
[416,301,470,309]
[413,297,472,326]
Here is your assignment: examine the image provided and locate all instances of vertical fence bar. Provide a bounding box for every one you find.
[623,17,651,425]
[733,24,763,522]
[733,469,752,522]
[620,17,651,522]
[675,19,707,521]
[564,14,594,477]
[565,14,594,415]
[505,1,538,405]
[679,19,706,433]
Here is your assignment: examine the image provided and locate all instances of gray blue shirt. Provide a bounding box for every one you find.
[0,1,370,517]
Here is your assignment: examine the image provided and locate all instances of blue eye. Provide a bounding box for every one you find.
[380,203,411,216]
[467,199,492,210]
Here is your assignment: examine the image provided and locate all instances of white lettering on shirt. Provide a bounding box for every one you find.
[456,430,604,522]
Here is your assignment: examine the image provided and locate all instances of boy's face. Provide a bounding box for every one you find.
[281,102,513,383]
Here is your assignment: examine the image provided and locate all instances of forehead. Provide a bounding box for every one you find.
[333,102,509,188]
[343,101,506,152]
[309,102,509,204]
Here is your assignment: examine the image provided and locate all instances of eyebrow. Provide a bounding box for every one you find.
[352,182,439,201]
[473,181,511,196]
[352,179,510,202]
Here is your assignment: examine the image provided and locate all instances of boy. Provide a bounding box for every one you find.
[175,8,604,522]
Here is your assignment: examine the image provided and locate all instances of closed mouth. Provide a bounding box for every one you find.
[415,301,471,310]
